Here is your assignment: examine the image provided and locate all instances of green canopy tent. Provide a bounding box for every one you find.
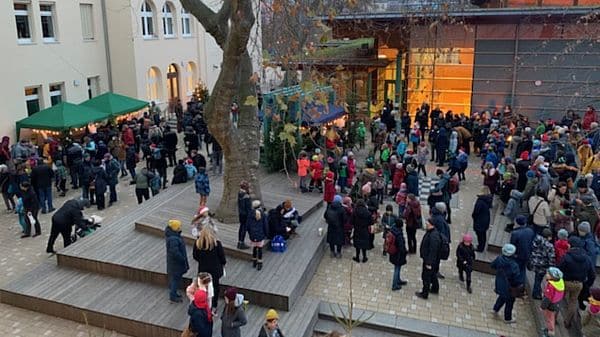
[15,102,109,139]
[79,92,148,118]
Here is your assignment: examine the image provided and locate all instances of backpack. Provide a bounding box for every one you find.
[271,235,287,253]
[384,231,398,255]
[448,176,459,194]
[152,147,162,160]
[150,173,161,192]
[439,233,450,260]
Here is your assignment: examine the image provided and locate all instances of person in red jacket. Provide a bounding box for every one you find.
[323,171,335,204]
[582,105,597,131]
[309,155,323,193]
[554,229,570,264]
[122,125,135,146]
[391,163,405,196]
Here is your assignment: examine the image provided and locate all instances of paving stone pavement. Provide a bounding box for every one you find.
[306,162,539,337]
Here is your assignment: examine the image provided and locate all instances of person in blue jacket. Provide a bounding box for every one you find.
[165,219,189,303]
[247,200,268,271]
[509,215,535,284]
[188,289,213,337]
[491,243,522,324]
[405,164,419,196]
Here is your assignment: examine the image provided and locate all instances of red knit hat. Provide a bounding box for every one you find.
[520,151,529,161]
[224,287,238,301]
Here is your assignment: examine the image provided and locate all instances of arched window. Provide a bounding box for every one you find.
[140,1,154,38]
[162,3,174,37]
[181,8,191,37]
[186,62,197,95]
[147,67,162,101]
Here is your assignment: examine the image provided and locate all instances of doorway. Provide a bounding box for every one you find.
[166,63,179,100]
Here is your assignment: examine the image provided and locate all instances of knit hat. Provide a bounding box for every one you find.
[312,155,319,161]
[590,287,600,301]
[578,221,591,234]
[582,139,590,145]
[266,309,279,321]
[542,228,553,238]
[251,200,261,209]
[526,170,536,179]
[547,267,563,280]
[342,196,352,206]
[557,228,569,239]
[577,179,588,188]
[168,219,182,232]
[515,215,527,227]
[224,287,238,301]
[198,206,210,216]
[435,202,446,213]
[333,195,343,204]
[520,151,529,161]
[568,236,584,248]
[502,243,516,257]
[462,233,473,243]
[327,157,334,164]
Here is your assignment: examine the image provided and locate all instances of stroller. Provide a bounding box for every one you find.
[71,215,102,243]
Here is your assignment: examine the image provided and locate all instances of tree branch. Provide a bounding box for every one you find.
[180,0,229,48]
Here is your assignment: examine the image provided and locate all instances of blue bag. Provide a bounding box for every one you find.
[271,235,287,253]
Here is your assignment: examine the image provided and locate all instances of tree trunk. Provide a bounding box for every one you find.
[181,0,261,223]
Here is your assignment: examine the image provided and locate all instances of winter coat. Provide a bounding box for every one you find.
[195,172,210,196]
[105,159,120,185]
[134,168,154,189]
[51,199,84,227]
[416,145,429,165]
[309,161,323,180]
[530,235,556,274]
[405,169,419,196]
[30,163,54,189]
[163,130,178,150]
[388,225,407,266]
[482,169,500,194]
[323,175,335,203]
[503,190,523,221]
[509,226,536,263]
[165,226,189,276]
[325,201,346,246]
[580,233,599,266]
[188,302,213,337]
[431,208,450,243]
[258,325,285,337]
[352,204,372,250]
[392,168,405,189]
[237,190,251,223]
[544,278,565,304]
[456,242,475,271]
[472,194,493,232]
[92,166,108,192]
[554,239,570,264]
[491,255,521,297]
[528,195,551,226]
[171,164,188,184]
[193,240,226,278]
[403,199,422,229]
[515,159,531,191]
[559,247,595,284]
[581,303,600,337]
[247,208,268,242]
[436,127,448,151]
[221,294,247,337]
[420,227,442,267]
[547,189,569,214]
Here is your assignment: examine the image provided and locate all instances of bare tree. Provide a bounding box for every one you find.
[180,0,262,222]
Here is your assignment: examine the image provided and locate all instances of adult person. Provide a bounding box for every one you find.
[221,287,247,337]
[30,159,54,214]
[190,149,207,171]
[91,160,108,210]
[528,188,551,235]
[388,219,408,291]
[133,166,154,204]
[236,181,251,249]
[324,195,346,258]
[19,181,40,238]
[258,309,284,337]
[66,142,83,189]
[188,289,213,337]
[433,169,452,223]
[559,236,596,328]
[509,215,535,284]
[162,125,178,167]
[103,153,120,207]
[515,151,531,191]
[431,202,450,245]
[436,123,449,166]
[415,218,442,300]
[171,159,188,184]
[351,199,372,263]
[472,186,493,252]
[193,226,226,310]
[491,243,521,324]
[46,199,90,254]
[108,135,127,177]
[529,228,556,300]
[165,219,189,303]
[577,221,599,309]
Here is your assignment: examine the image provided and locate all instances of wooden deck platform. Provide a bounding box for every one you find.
[0,262,320,337]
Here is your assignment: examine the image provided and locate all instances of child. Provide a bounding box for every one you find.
[580,287,600,337]
[541,267,565,337]
[195,167,210,207]
[54,160,68,197]
[221,287,248,337]
[381,205,398,256]
[502,189,523,232]
[456,233,475,293]
[309,155,324,193]
[387,218,407,291]
[402,193,421,254]
[391,163,405,196]
[186,272,213,303]
[323,171,335,205]
[337,156,348,193]
[396,137,407,161]
[185,159,198,180]
[357,121,366,149]
[457,148,469,181]
[395,183,408,217]
[259,309,284,337]
[374,172,385,205]
[554,229,570,264]
[416,142,429,177]
[296,151,310,193]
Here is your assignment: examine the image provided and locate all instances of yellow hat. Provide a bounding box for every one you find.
[168,219,182,232]
[265,309,279,320]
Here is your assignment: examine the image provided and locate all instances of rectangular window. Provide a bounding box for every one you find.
[14,3,32,43]
[40,3,56,42]
[49,83,63,106]
[25,87,41,116]
[80,4,94,40]
[87,76,99,99]
[181,9,191,36]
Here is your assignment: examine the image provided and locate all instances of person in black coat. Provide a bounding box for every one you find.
[190,149,207,170]
[46,198,89,253]
[237,181,251,249]
[436,125,449,166]
[415,218,442,300]
[456,233,476,293]
[91,160,107,210]
[30,159,54,213]
[18,181,40,237]
[324,195,346,258]
[352,199,372,263]
[193,226,226,310]
[171,160,188,184]
[165,220,189,302]
[162,125,178,167]
[472,186,493,252]
[389,219,408,290]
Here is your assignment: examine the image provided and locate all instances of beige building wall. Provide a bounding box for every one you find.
[0,0,110,139]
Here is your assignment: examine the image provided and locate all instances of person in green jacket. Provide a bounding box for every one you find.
[357,121,366,149]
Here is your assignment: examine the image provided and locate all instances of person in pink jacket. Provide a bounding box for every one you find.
[541,267,565,337]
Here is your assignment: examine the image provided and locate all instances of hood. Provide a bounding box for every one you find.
[76,199,90,210]
[329,201,342,210]
[234,293,245,307]
[510,190,523,200]
[431,207,443,217]
[478,194,493,205]
[567,247,590,264]
[165,226,181,238]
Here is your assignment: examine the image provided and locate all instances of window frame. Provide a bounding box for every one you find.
[39,3,57,42]
[14,2,33,44]
[141,1,155,39]
[181,8,191,37]
[80,3,95,41]
[25,86,42,116]
[49,83,63,106]
[162,3,175,38]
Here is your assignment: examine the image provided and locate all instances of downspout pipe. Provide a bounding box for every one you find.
[100,0,114,92]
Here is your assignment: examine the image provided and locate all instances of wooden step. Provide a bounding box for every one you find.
[0,263,320,337]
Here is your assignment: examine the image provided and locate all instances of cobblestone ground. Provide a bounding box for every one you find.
[307,162,538,337]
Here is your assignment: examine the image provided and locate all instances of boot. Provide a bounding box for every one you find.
[237,242,250,250]
[459,273,464,282]
[467,286,472,294]
[256,261,263,271]
[252,259,257,268]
